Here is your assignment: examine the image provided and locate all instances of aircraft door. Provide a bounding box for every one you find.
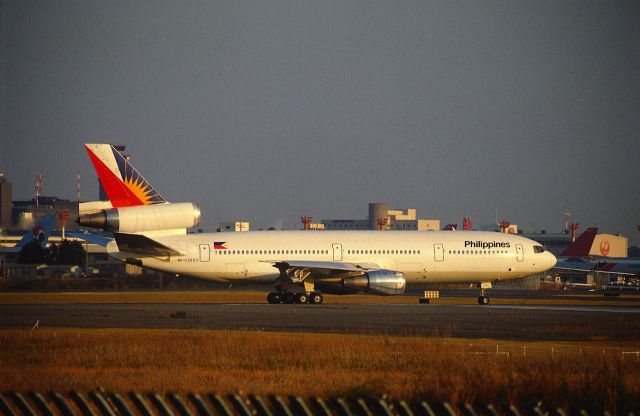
[332,243,343,261]
[516,244,524,262]
[199,244,210,262]
[434,244,444,261]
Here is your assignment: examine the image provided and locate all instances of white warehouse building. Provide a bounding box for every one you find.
[321,203,440,231]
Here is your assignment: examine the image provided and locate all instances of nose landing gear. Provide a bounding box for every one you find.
[477,283,491,305]
[477,293,490,305]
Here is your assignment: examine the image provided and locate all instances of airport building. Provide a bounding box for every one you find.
[479,223,519,234]
[321,202,440,231]
[0,173,12,230]
[12,196,79,230]
[218,221,250,232]
[520,232,572,255]
[590,234,627,257]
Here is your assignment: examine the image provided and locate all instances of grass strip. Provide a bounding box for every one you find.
[0,328,638,413]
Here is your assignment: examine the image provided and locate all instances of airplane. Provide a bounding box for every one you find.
[2,215,57,254]
[554,227,639,278]
[557,227,599,258]
[77,144,557,305]
[555,256,639,278]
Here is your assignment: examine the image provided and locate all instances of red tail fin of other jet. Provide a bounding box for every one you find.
[560,227,598,257]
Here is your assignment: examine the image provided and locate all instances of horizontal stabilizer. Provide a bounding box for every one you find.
[114,233,182,256]
[67,232,113,247]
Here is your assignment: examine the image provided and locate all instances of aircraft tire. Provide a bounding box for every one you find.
[309,293,323,304]
[283,292,296,304]
[477,296,490,305]
[267,292,282,304]
[295,293,308,304]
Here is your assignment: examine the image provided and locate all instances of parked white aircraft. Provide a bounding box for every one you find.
[77,144,557,305]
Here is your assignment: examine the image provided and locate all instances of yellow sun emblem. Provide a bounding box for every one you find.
[124,175,153,205]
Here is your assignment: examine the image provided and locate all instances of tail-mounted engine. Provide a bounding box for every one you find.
[77,202,201,233]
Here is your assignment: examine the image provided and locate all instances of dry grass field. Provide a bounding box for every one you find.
[1,328,639,413]
[1,290,640,306]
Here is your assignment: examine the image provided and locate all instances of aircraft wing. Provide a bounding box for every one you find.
[271,260,383,282]
[554,263,636,276]
[113,233,183,257]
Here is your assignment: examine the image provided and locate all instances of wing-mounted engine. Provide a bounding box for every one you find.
[340,270,406,295]
[77,202,201,233]
[273,261,406,297]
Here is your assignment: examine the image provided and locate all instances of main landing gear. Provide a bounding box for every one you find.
[266,291,324,304]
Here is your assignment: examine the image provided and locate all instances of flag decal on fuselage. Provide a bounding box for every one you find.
[214,242,227,250]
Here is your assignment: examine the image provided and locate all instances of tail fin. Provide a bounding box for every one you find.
[14,215,57,249]
[84,144,166,207]
[560,227,598,257]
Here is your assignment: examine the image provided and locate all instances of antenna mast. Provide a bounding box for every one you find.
[77,168,81,203]
[34,171,42,207]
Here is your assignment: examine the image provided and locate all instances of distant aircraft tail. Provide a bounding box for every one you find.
[14,215,57,249]
[560,227,598,257]
[84,144,166,207]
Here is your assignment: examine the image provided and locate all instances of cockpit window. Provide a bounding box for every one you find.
[533,245,545,253]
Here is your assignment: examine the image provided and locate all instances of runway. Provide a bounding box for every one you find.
[2,302,639,341]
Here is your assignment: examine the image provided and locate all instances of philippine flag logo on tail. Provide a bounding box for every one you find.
[213,242,227,250]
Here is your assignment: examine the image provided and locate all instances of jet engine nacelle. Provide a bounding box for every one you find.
[77,202,201,233]
[341,270,406,295]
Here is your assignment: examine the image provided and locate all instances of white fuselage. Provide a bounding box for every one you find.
[107,230,557,285]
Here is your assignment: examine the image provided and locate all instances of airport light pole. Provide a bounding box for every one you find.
[1,233,6,280]
[85,238,89,277]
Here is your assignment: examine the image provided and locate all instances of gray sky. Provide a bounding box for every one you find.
[2,1,639,244]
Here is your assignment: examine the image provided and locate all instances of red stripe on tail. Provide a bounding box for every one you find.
[85,146,146,207]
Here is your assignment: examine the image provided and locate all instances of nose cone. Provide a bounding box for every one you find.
[546,251,557,270]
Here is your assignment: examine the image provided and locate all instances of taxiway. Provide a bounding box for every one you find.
[1,302,639,341]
